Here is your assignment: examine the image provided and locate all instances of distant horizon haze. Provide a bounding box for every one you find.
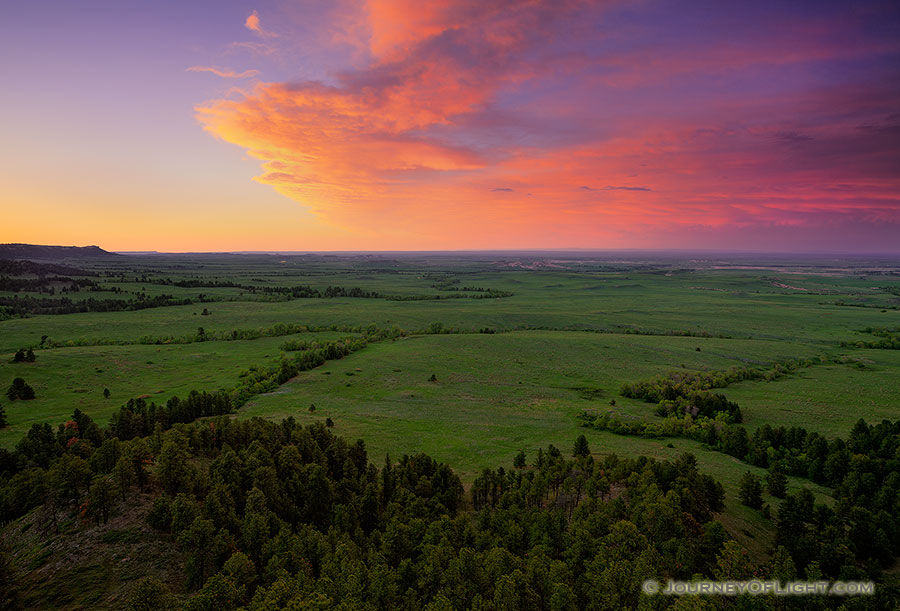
[5,243,900,259]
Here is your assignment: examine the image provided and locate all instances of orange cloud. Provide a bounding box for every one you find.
[244,10,278,38]
[194,0,900,248]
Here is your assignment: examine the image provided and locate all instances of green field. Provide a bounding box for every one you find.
[0,331,349,445]
[240,331,830,474]
[2,251,899,561]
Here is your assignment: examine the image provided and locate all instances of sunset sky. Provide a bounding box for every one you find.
[2,0,899,252]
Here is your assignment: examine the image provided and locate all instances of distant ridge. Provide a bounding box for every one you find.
[0,243,120,260]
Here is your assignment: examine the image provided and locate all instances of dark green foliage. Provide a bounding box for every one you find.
[583,413,900,575]
[15,422,60,468]
[572,434,590,457]
[147,495,173,531]
[8,347,35,363]
[513,450,526,469]
[156,433,195,495]
[621,361,815,424]
[738,471,763,509]
[0,411,730,608]
[2,402,899,608]
[48,453,92,505]
[842,326,900,349]
[183,573,244,611]
[126,576,176,611]
[178,518,222,588]
[66,408,104,447]
[5,378,35,401]
[86,476,116,524]
[0,293,195,316]
[0,403,7,429]
[766,463,788,498]
[108,391,232,440]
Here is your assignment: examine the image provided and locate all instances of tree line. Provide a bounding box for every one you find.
[0,294,195,316]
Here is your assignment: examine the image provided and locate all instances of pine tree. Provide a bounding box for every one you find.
[513,450,526,469]
[6,378,35,401]
[126,576,176,611]
[739,471,763,509]
[573,434,590,457]
[766,464,788,498]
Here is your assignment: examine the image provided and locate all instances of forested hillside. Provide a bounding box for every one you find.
[2,409,898,609]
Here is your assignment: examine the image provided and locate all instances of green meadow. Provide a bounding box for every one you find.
[0,332,349,446]
[240,331,830,477]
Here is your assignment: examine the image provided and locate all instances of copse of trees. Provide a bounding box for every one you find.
[655,390,743,422]
[581,412,900,576]
[10,348,36,363]
[620,359,817,424]
[842,326,900,350]
[739,471,763,509]
[231,337,369,405]
[766,463,788,498]
[107,391,233,441]
[6,378,35,401]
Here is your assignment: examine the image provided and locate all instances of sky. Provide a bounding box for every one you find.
[2,0,899,252]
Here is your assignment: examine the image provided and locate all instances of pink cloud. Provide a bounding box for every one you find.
[244,10,278,38]
[187,65,259,79]
[193,0,900,250]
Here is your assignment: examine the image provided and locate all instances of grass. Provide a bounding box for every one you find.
[2,269,898,355]
[0,331,348,447]
[4,491,186,610]
[725,349,900,436]
[240,330,831,479]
